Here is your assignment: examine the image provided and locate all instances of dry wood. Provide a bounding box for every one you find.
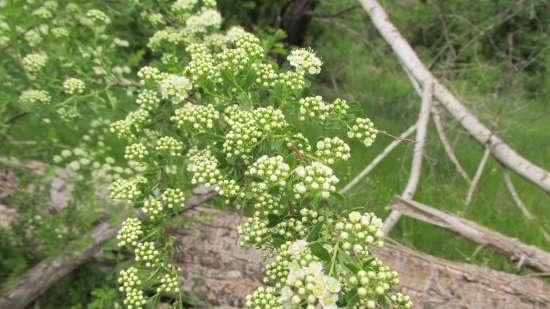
[465,148,490,206]
[0,186,215,309]
[388,196,550,272]
[383,80,433,234]
[174,208,550,309]
[432,107,472,183]
[501,167,534,220]
[339,124,416,195]
[357,0,550,193]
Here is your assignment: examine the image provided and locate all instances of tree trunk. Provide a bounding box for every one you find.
[281,0,318,46]
[173,208,550,309]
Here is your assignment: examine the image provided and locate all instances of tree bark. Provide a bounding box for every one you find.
[281,0,318,46]
[357,0,550,193]
[173,208,550,309]
[0,186,215,309]
[388,196,550,273]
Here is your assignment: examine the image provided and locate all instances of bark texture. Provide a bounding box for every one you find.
[388,196,550,273]
[173,208,550,309]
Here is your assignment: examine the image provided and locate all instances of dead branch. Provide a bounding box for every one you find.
[383,80,433,234]
[501,167,534,220]
[432,107,472,183]
[357,0,550,193]
[465,148,490,206]
[339,124,416,195]
[389,196,550,273]
[0,186,216,309]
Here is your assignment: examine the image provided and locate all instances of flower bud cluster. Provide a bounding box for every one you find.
[348,258,401,309]
[32,7,53,19]
[86,9,111,24]
[160,74,192,103]
[232,32,264,59]
[347,118,377,147]
[157,273,180,293]
[391,293,412,308]
[110,176,147,201]
[315,137,351,164]
[186,43,221,83]
[238,216,269,247]
[277,71,305,92]
[294,162,339,199]
[254,107,288,131]
[287,48,322,75]
[20,89,51,105]
[245,286,282,309]
[251,189,283,217]
[137,66,164,84]
[63,78,85,95]
[161,188,186,209]
[247,155,290,187]
[185,9,222,34]
[22,53,47,73]
[136,89,161,110]
[117,218,144,247]
[125,143,149,162]
[171,0,197,13]
[171,103,220,133]
[187,149,221,187]
[252,63,277,88]
[335,211,384,258]
[119,267,146,309]
[155,136,183,156]
[298,96,348,121]
[135,241,160,267]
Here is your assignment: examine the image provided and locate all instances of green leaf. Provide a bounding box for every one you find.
[309,243,331,262]
[338,250,359,273]
[306,222,323,242]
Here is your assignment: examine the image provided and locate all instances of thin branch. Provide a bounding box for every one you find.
[501,167,534,221]
[339,124,416,195]
[383,79,433,235]
[465,148,490,206]
[432,107,472,183]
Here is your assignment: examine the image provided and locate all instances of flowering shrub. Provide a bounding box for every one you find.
[108,2,409,309]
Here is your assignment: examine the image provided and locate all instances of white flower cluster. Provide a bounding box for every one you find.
[119,267,146,309]
[22,53,47,73]
[171,0,197,13]
[160,74,192,103]
[247,155,290,187]
[157,273,179,293]
[117,218,144,247]
[19,89,51,105]
[185,9,222,34]
[171,103,220,133]
[136,89,160,110]
[135,241,160,267]
[125,143,149,162]
[32,7,53,19]
[51,27,69,38]
[63,78,85,95]
[148,27,186,52]
[155,136,183,156]
[315,137,351,164]
[298,96,348,121]
[347,118,377,147]
[246,286,282,309]
[335,211,384,258]
[294,162,339,199]
[110,176,147,200]
[287,48,322,75]
[238,216,269,247]
[86,9,111,24]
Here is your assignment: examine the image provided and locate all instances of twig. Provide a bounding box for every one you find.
[378,130,415,143]
[383,79,433,235]
[465,148,490,206]
[501,167,534,221]
[432,107,472,183]
[339,124,416,195]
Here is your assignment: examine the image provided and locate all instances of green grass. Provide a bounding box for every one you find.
[306,2,550,273]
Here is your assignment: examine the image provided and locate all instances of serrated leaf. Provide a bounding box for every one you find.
[306,222,323,242]
[309,243,331,262]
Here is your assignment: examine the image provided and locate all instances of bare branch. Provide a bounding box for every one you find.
[339,125,416,195]
[383,80,433,234]
[465,148,490,206]
[501,167,534,221]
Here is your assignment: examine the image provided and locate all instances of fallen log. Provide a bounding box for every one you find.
[388,196,550,273]
[357,0,550,193]
[173,208,550,309]
[0,186,215,309]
